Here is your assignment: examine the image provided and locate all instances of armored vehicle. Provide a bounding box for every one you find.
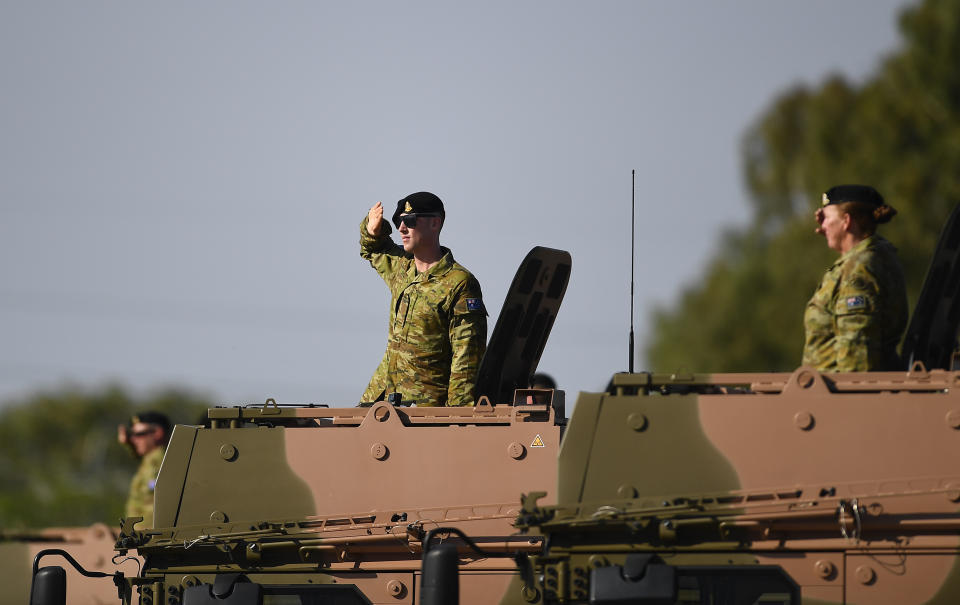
[415,205,960,604]
[28,248,573,605]
[478,364,960,604]
[28,206,960,604]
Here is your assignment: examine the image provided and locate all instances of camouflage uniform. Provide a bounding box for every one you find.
[360,215,487,406]
[803,234,907,371]
[125,446,165,528]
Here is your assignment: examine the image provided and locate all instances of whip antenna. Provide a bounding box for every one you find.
[629,169,635,373]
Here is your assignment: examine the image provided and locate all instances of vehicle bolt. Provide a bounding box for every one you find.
[210,510,227,523]
[627,412,648,432]
[168,586,178,595]
[588,555,608,568]
[371,443,389,460]
[814,560,835,579]
[793,411,815,430]
[546,567,558,577]
[520,585,540,603]
[947,483,960,503]
[946,410,960,430]
[856,565,876,585]
[386,579,405,597]
[219,444,237,460]
[142,586,152,595]
[508,442,526,459]
[617,484,637,498]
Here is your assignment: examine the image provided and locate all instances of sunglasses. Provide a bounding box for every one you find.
[394,213,439,229]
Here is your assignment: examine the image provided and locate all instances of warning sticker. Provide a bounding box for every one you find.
[531,434,545,448]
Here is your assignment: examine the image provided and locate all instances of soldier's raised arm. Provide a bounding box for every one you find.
[360,202,404,280]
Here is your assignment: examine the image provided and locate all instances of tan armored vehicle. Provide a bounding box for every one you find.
[28,248,572,605]
[415,206,960,604]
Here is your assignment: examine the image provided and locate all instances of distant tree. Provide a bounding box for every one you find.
[647,0,960,372]
[0,385,210,528]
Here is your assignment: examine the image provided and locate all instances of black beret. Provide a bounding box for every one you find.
[392,191,445,228]
[131,411,172,434]
[821,184,885,208]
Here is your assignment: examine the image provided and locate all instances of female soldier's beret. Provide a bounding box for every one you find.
[822,184,884,207]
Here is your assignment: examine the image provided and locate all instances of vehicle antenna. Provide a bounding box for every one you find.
[629,169,635,374]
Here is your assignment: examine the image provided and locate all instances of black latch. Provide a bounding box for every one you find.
[589,554,677,604]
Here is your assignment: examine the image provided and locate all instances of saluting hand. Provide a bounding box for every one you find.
[367,202,384,236]
[814,207,825,235]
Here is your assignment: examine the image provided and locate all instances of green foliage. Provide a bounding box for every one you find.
[647,0,960,372]
[0,385,210,529]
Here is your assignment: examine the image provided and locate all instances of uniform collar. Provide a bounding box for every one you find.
[833,234,882,267]
[409,248,454,281]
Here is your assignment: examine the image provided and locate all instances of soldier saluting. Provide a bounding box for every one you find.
[803,185,907,371]
[117,411,170,528]
[360,192,487,406]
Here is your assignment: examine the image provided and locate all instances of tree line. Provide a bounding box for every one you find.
[647,0,960,372]
[0,386,209,528]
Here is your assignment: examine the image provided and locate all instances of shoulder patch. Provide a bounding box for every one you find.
[466,298,484,312]
[845,296,867,310]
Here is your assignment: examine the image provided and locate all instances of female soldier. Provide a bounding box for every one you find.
[802,185,907,371]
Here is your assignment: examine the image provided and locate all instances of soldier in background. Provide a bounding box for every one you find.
[117,411,171,528]
[360,192,487,406]
[803,184,908,371]
[527,373,557,404]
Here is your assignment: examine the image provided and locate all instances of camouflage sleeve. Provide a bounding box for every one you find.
[446,276,487,406]
[833,267,883,371]
[360,215,405,282]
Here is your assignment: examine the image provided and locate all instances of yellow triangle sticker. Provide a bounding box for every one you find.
[531,434,545,448]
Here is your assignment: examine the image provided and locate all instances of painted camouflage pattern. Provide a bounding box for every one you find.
[360,215,487,406]
[124,401,562,605]
[25,370,960,604]
[124,445,164,529]
[502,367,960,605]
[803,234,908,371]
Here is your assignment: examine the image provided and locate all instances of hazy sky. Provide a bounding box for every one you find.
[1,1,914,408]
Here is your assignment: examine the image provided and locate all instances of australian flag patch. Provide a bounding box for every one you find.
[466,298,484,312]
[845,296,867,310]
